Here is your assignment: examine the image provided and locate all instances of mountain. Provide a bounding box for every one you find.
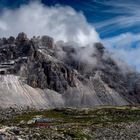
[0,32,139,108]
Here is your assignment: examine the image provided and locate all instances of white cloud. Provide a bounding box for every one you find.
[102,33,140,71]
[0,1,100,46]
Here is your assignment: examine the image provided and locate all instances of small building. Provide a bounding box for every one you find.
[27,117,54,128]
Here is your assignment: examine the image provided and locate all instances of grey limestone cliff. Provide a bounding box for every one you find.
[0,32,139,108]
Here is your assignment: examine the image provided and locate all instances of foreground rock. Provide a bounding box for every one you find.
[0,107,139,140]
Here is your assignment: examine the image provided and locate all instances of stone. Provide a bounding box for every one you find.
[41,35,54,48]
[7,36,15,44]
[94,42,105,56]
[16,32,28,42]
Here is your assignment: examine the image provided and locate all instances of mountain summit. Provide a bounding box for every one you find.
[0,32,139,108]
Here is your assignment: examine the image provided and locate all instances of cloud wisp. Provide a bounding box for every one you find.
[0,1,100,46]
[94,0,140,36]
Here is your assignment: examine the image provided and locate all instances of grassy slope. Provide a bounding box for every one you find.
[0,106,140,139]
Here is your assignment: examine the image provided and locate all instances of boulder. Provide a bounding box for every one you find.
[41,35,54,48]
[7,36,15,44]
[16,32,28,42]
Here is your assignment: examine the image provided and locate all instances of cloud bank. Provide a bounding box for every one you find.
[103,33,140,71]
[0,1,100,46]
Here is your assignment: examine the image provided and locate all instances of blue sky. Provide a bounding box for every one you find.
[0,0,139,38]
[0,0,140,71]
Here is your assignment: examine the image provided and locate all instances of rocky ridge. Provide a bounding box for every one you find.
[0,32,140,108]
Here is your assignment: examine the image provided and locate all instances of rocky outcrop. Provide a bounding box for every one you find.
[26,50,77,93]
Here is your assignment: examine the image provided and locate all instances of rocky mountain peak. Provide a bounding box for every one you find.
[16,32,28,42]
[0,33,139,108]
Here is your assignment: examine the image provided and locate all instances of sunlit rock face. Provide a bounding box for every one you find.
[0,32,139,108]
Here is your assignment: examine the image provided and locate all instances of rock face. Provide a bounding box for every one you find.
[27,50,76,92]
[0,32,139,108]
